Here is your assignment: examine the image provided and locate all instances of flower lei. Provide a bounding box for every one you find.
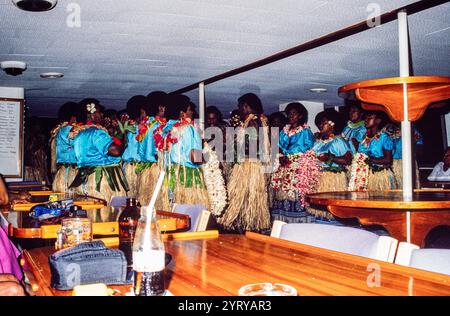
[271,150,322,208]
[68,122,108,139]
[50,121,69,138]
[152,119,193,152]
[202,141,227,216]
[283,124,309,137]
[136,116,166,142]
[347,120,365,129]
[361,131,381,147]
[348,152,369,191]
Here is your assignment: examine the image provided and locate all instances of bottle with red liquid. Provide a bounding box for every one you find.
[118,198,140,279]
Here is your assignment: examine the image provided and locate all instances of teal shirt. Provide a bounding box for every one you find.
[279,126,314,155]
[74,127,121,167]
[168,123,202,169]
[391,128,423,160]
[122,124,140,162]
[312,136,351,169]
[357,132,393,159]
[138,117,161,163]
[342,121,366,154]
[56,125,77,164]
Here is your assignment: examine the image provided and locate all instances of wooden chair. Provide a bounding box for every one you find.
[271,221,398,262]
[394,242,450,275]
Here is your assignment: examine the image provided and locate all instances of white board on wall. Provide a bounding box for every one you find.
[0,87,24,180]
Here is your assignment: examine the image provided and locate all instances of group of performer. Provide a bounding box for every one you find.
[50,92,422,233]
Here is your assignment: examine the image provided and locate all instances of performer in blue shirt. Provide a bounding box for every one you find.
[69,99,128,204]
[357,111,396,191]
[383,122,422,188]
[309,110,352,221]
[51,102,82,194]
[136,91,169,209]
[270,102,315,224]
[342,104,366,154]
[154,94,208,209]
[121,95,147,198]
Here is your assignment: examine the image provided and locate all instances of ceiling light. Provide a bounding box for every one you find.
[12,0,57,12]
[1,61,27,76]
[309,88,328,93]
[40,72,63,79]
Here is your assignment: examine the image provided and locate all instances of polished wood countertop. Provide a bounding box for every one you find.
[23,232,450,296]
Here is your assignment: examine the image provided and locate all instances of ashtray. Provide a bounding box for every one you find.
[238,282,297,296]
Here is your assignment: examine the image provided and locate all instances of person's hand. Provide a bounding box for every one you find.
[0,275,26,296]
[18,191,31,201]
[318,153,330,162]
[279,155,289,167]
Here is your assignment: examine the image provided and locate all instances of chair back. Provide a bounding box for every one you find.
[172,204,209,232]
[275,223,398,262]
[395,242,450,275]
[109,196,128,210]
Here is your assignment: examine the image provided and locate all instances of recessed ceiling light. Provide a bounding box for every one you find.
[12,0,57,12]
[40,72,63,79]
[309,88,328,93]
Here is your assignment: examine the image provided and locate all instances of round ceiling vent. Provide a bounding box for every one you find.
[40,72,64,78]
[12,0,57,12]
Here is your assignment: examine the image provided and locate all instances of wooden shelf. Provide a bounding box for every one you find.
[339,76,450,122]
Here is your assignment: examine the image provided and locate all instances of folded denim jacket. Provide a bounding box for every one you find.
[49,241,131,290]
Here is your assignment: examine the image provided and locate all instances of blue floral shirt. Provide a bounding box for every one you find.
[312,136,351,169]
[122,124,140,163]
[279,126,314,155]
[357,132,393,159]
[342,121,366,154]
[74,127,121,167]
[56,125,77,164]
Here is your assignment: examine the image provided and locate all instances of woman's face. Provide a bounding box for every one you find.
[207,112,218,127]
[364,114,379,129]
[349,106,362,123]
[319,117,333,134]
[287,109,301,126]
[158,105,166,118]
[181,105,193,120]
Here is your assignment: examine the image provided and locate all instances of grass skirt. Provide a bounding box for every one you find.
[367,168,396,191]
[166,164,209,208]
[52,165,77,194]
[124,162,139,199]
[307,170,347,220]
[392,159,420,189]
[137,163,170,211]
[219,160,270,232]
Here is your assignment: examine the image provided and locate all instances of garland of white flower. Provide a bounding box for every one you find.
[202,142,228,216]
[348,152,369,191]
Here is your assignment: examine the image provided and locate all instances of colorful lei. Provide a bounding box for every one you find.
[283,124,309,137]
[348,152,369,191]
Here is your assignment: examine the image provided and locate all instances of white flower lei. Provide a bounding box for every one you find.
[348,152,369,191]
[202,142,228,216]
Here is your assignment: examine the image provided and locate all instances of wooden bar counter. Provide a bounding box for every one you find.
[23,232,450,296]
[307,190,450,246]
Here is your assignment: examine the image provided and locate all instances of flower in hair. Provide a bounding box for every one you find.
[86,103,96,114]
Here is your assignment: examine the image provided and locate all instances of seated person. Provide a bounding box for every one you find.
[0,175,27,296]
[428,147,450,181]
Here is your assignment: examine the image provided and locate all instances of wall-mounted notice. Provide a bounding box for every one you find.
[0,99,23,178]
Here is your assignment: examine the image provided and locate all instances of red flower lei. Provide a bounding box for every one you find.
[152,118,192,152]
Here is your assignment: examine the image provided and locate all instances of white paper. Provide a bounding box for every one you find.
[133,250,165,272]
[0,100,21,176]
